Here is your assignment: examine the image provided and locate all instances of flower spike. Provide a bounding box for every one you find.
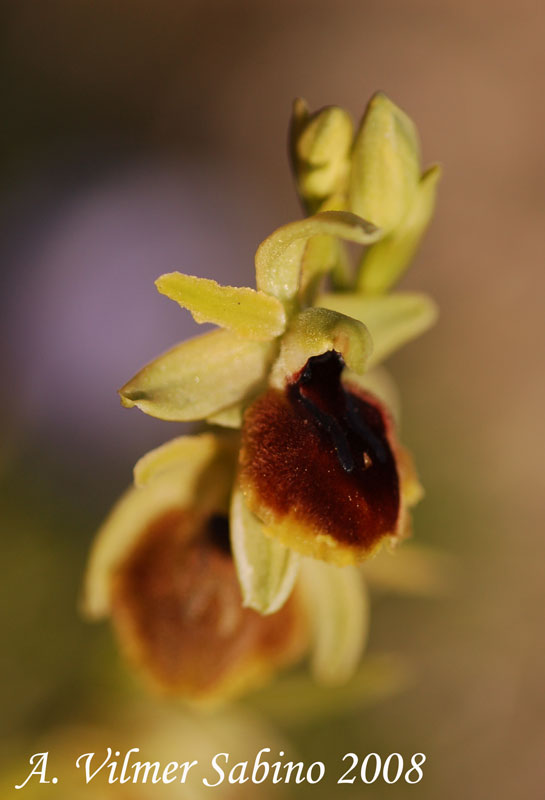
[85,91,441,702]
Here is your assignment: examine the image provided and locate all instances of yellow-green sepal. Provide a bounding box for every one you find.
[357,165,441,294]
[349,92,420,234]
[316,291,438,367]
[84,433,235,619]
[299,558,369,685]
[133,433,233,492]
[290,98,354,214]
[298,233,343,301]
[230,487,300,615]
[255,210,380,304]
[155,273,286,341]
[84,433,235,620]
[269,306,373,388]
[119,329,273,421]
[298,197,353,300]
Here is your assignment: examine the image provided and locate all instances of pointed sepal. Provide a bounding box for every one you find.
[230,488,300,615]
[120,329,273,421]
[155,272,286,341]
[255,210,380,303]
[317,291,438,367]
[300,558,369,685]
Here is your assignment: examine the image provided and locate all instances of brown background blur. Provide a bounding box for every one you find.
[1,1,544,798]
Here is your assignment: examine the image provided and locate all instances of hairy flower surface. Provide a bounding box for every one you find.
[85,434,307,701]
[85,93,440,700]
[239,350,416,565]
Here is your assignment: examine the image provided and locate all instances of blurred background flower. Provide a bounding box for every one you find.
[1,2,545,798]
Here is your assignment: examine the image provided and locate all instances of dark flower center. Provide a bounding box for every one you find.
[290,351,389,475]
[206,513,232,555]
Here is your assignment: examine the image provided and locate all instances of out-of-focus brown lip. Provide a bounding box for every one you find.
[239,350,401,560]
[110,508,305,698]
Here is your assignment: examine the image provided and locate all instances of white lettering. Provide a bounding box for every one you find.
[228,760,249,784]
[76,749,112,784]
[251,748,270,784]
[203,753,228,787]
[15,753,50,789]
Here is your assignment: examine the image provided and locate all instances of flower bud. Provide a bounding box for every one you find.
[290,98,354,214]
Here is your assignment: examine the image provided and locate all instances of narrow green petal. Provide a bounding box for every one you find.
[230,488,300,615]
[120,329,273,421]
[290,99,354,213]
[270,306,373,387]
[316,291,438,367]
[357,165,441,294]
[349,92,420,233]
[255,210,381,303]
[155,272,286,341]
[299,558,369,685]
[298,199,354,301]
[133,433,222,488]
[299,233,341,298]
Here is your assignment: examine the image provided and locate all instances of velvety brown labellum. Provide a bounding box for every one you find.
[240,351,401,560]
[110,509,305,698]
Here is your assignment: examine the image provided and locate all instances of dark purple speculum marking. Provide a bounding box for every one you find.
[291,351,390,474]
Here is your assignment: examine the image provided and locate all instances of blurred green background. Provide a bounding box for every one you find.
[2,1,544,797]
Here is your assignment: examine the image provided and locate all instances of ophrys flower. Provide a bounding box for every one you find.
[85,92,440,698]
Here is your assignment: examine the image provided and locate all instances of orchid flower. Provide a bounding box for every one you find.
[84,93,440,701]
